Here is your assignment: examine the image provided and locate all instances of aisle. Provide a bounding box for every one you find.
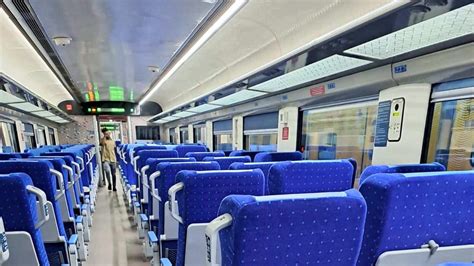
[87,184,148,266]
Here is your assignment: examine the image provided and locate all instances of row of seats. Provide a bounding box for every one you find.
[115,143,474,266]
[0,144,99,266]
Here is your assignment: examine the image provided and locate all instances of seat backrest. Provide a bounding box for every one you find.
[185,151,225,161]
[173,145,207,157]
[268,160,354,195]
[0,173,49,266]
[203,156,251,170]
[229,162,278,193]
[152,161,220,235]
[359,162,446,186]
[175,169,265,266]
[218,189,367,266]
[254,151,303,162]
[229,150,260,161]
[0,154,21,160]
[357,171,474,266]
[0,160,66,237]
[144,157,196,178]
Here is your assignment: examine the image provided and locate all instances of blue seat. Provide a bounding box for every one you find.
[229,161,278,194]
[268,160,354,195]
[0,173,50,266]
[0,154,21,160]
[254,151,303,162]
[211,189,367,266]
[229,150,260,161]
[173,145,207,157]
[357,171,474,266]
[135,150,179,206]
[0,161,67,237]
[151,161,220,236]
[185,151,225,161]
[203,156,251,170]
[172,169,265,266]
[359,162,446,186]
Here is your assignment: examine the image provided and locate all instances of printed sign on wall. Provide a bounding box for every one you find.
[282,127,289,140]
[374,100,391,147]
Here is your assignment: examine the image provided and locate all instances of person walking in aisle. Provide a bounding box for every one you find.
[100,128,117,191]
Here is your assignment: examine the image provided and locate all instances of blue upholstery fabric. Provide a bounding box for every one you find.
[0,153,21,160]
[175,169,265,266]
[268,160,354,195]
[30,157,74,218]
[135,150,178,194]
[43,151,88,188]
[218,189,367,266]
[152,161,220,236]
[173,145,207,157]
[0,173,50,266]
[185,151,225,161]
[359,162,446,186]
[203,156,251,170]
[229,162,278,194]
[229,150,260,161]
[254,151,303,162]
[0,160,67,237]
[357,171,474,266]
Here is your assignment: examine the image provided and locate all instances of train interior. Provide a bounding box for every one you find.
[0,0,473,265]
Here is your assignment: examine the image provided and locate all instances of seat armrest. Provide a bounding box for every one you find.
[160,258,172,266]
[26,185,50,229]
[147,231,158,244]
[168,182,184,223]
[75,216,83,224]
[68,234,78,245]
[140,214,149,222]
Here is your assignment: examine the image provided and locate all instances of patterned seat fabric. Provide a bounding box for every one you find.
[0,153,21,160]
[359,162,446,186]
[173,145,207,157]
[218,189,367,266]
[135,150,178,194]
[185,151,225,161]
[268,160,354,195]
[253,151,303,162]
[229,150,260,161]
[145,157,197,218]
[357,171,474,266]
[0,173,50,266]
[229,162,278,194]
[203,156,251,170]
[153,161,220,236]
[175,169,266,266]
[0,160,67,237]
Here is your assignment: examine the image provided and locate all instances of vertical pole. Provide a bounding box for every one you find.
[127,117,133,144]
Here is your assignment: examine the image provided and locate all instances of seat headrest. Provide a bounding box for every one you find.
[185,151,225,161]
[254,151,303,162]
[268,160,354,195]
[203,156,251,170]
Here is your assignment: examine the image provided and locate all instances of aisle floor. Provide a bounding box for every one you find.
[87,184,148,266]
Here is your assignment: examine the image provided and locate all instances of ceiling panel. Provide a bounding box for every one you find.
[28,0,219,102]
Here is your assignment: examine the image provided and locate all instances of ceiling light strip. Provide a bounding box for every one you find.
[139,0,247,105]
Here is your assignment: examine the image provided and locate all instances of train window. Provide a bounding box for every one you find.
[193,123,206,145]
[0,122,20,152]
[23,123,36,149]
[48,128,56,145]
[136,126,160,141]
[36,126,47,147]
[180,127,189,144]
[243,112,278,152]
[213,119,232,151]
[426,98,473,171]
[301,102,377,179]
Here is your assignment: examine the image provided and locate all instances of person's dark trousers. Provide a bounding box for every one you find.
[110,162,117,191]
